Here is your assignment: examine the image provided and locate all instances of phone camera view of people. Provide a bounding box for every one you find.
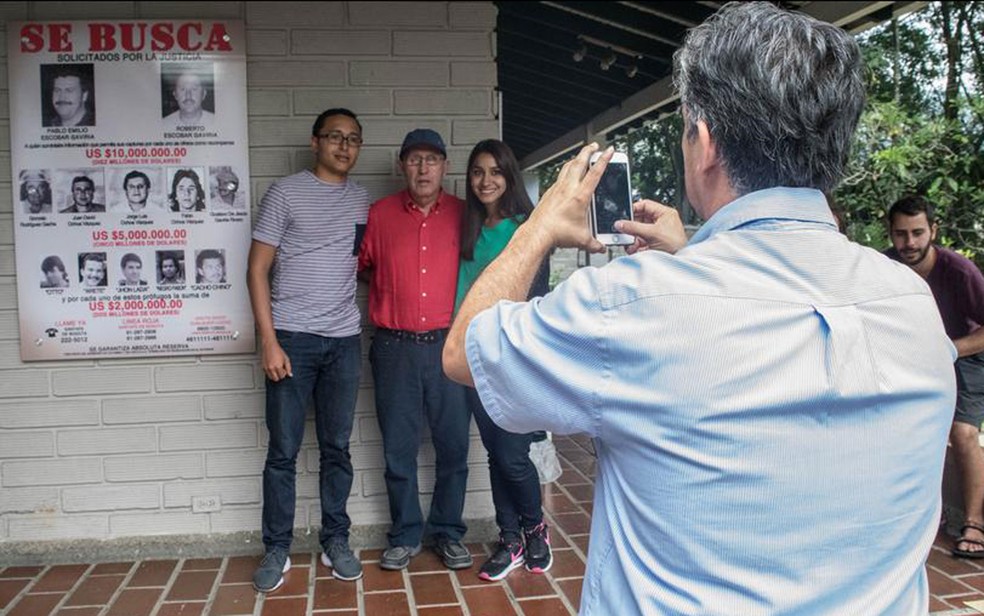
[593,162,631,234]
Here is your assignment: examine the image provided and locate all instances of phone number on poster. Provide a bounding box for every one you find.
[87,147,188,159]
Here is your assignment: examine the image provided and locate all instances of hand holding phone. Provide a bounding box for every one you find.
[590,151,634,246]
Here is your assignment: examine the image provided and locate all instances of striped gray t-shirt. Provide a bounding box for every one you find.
[252,170,370,337]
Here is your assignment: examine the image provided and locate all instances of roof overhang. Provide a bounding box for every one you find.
[497,1,929,171]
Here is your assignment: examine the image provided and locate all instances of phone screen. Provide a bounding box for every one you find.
[593,161,632,234]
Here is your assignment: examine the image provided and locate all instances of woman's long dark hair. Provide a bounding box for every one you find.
[460,139,534,261]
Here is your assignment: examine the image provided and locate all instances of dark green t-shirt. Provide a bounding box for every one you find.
[454,217,521,312]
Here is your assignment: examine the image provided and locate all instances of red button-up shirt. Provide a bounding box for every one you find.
[358,190,463,331]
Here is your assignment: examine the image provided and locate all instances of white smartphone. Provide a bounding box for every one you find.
[589,151,634,246]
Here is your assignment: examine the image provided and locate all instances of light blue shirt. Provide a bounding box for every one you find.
[466,188,956,615]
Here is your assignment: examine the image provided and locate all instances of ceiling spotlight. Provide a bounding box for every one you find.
[600,50,616,71]
[625,64,638,78]
[572,43,587,63]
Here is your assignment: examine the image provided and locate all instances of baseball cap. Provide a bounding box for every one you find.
[399,128,446,159]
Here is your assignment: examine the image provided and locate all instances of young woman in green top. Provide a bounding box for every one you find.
[457,139,552,581]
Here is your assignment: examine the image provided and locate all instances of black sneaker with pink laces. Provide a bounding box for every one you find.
[479,535,525,581]
[523,522,553,573]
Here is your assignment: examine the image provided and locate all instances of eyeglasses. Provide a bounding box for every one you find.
[317,131,364,147]
[404,154,444,167]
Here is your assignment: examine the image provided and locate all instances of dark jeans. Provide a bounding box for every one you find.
[370,329,470,546]
[261,330,361,552]
[466,387,543,539]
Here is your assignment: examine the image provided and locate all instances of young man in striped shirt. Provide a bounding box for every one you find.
[248,108,370,592]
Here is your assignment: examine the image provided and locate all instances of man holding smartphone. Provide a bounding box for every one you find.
[444,2,955,614]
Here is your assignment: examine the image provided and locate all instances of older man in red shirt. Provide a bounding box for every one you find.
[358,129,472,571]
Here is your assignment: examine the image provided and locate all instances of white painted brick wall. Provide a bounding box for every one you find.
[206,449,266,478]
[0,0,500,548]
[0,431,54,458]
[9,514,109,541]
[209,506,263,533]
[291,30,391,56]
[103,395,202,425]
[248,61,346,87]
[0,215,13,244]
[62,484,160,512]
[0,399,99,428]
[154,363,255,392]
[111,511,209,537]
[163,478,260,508]
[203,391,264,420]
[3,458,102,487]
[292,89,393,116]
[159,422,258,451]
[246,2,344,27]
[394,89,491,115]
[349,61,448,87]
[246,30,288,56]
[58,427,157,456]
[348,2,447,28]
[0,370,50,397]
[247,89,290,116]
[0,310,18,339]
[394,32,492,57]
[104,454,204,482]
[450,3,497,30]
[0,487,59,514]
[451,61,497,87]
[53,367,151,396]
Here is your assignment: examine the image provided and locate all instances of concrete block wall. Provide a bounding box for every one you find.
[0,1,500,554]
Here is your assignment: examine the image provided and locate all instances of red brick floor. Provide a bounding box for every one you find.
[0,435,974,615]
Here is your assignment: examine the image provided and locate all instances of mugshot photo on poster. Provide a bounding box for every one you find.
[195,249,226,284]
[107,168,166,213]
[156,250,186,286]
[40,63,96,128]
[117,252,149,288]
[167,167,207,212]
[77,252,107,289]
[208,165,246,211]
[40,255,70,289]
[19,169,53,214]
[161,62,215,130]
[55,169,107,214]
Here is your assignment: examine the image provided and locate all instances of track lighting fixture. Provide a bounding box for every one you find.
[572,43,587,62]
[600,50,616,71]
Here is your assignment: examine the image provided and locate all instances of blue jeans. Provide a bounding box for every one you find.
[466,387,543,538]
[261,330,361,552]
[370,329,470,546]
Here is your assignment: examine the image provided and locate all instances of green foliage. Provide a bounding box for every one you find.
[862,19,943,110]
[834,1,984,265]
[537,2,984,266]
[537,114,691,224]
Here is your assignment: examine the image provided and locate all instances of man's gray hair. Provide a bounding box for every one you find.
[673,1,865,195]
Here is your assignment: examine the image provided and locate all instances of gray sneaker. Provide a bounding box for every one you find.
[379,544,422,570]
[252,548,291,592]
[321,537,363,581]
[434,536,473,570]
